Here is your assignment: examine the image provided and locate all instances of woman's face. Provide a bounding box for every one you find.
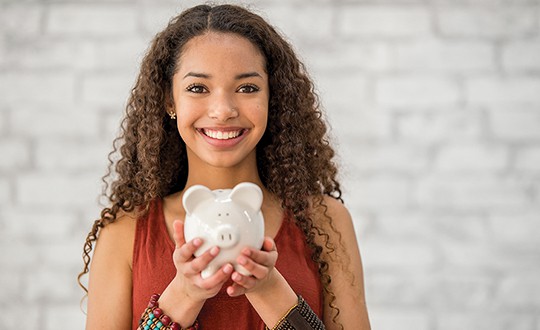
[170,32,269,170]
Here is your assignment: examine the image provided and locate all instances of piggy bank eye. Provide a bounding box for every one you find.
[218,213,221,216]
[226,213,230,216]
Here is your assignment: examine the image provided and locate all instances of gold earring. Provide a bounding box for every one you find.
[168,111,176,119]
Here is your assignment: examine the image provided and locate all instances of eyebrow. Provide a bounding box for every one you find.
[183,71,263,80]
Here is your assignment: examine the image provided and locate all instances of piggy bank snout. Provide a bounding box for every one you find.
[214,225,239,248]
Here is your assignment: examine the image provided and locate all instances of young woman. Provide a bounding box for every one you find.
[79,4,370,330]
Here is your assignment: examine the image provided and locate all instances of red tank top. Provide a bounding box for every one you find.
[132,199,323,329]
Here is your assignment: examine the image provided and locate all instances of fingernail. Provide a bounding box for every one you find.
[223,264,233,274]
[242,248,251,256]
[238,256,247,265]
[193,238,202,246]
[232,273,241,281]
[210,246,219,256]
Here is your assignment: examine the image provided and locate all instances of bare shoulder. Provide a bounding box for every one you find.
[311,195,371,329]
[87,212,138,328]
[312,195,356,240]
[96,212,138,264]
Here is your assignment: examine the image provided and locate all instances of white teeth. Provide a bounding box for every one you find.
[203,129,241,140]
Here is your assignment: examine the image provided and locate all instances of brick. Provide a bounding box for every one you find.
[0,139,31,170]
[0,241,41,269]
[467,78,540,105]
[102,112,126,142]
[515,146,540,171]
[490,110,540,140]
[375,212,489,242]
[376,77,461,107]
[437,313,535,330]
[0,4,44,39]
[35,139,110,171]
[2,304,40,328]
[0,272,23,304]
[490,212,540,247]
[434,143,508,172]
[317,73,370,110]
[40,240,87,269]
[307,41,393,73]
[346,143,429,173]
[431,213,490,242]
[0,111,6,135]
[0,207,76,241]
[397,110,484,143]
[395,39,495,73]
[93,37,147,70]
[81,73,134,108]
[431,272,496,309]
[11,105,100,138]
[437,6,537,38]
[0,73,77,105]
[415,175,531,210]
[330,110,393,141]
[46,4,138,36]
[368,307,430,330]
[16,173,102,208]
[439,241,496,268]
[362,239,437,268]
[24,269,77,301]
[44,305,86,330]
[264,5,334,42]
[3,39,95,70]
[0,177,9,204]
[139,3,196,35]
[365,272,432,305]
[338,6,432,38]
[351,175,413,209]
[502,41,540,72]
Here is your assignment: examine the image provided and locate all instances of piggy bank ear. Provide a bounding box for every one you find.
[182,185,214,215]
[229,182,263,211]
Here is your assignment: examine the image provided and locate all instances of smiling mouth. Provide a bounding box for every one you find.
[200,128,246,140]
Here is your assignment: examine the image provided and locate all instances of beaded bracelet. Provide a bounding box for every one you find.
[265,295,325,330]
[138,293,200,330]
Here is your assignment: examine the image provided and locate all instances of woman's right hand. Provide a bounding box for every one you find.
[171,219,233,302]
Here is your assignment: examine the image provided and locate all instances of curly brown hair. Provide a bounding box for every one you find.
[79,3,345,328]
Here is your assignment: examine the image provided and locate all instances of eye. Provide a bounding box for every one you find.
[186,84,208,93]
[237,84,259,93]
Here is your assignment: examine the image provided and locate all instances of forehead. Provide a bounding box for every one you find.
[177,32,267,73]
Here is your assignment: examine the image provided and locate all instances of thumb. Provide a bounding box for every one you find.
[172,220,186,249]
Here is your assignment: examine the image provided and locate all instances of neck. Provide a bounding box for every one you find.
[184,153,263,191]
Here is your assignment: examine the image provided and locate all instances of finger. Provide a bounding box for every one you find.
[231,271,257,289]
[226,282,247,297]
[197,263,234,290]
[241,247,278,268]
[236,254,271,279]
[173,220,186,249]
[262,237,276,252]
[176,238,203,263]
[189,246,220,273]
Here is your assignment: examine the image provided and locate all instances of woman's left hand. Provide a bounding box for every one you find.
[226,237,278,297]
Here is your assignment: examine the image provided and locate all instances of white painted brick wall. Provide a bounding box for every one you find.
[1,1,539,329]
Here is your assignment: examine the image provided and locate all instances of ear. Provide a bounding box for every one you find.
[182,185,214,215]
[229,182,263,211]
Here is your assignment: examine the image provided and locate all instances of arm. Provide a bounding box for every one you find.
[317,197,371,330]
[226,238,299,327]
[86,215,136,329]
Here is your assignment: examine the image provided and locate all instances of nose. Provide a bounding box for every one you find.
[208,92,239,122]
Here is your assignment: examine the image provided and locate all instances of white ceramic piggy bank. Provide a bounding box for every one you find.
[182,182,265,279]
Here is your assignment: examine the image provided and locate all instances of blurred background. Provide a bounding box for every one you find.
[1,0,539,329]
